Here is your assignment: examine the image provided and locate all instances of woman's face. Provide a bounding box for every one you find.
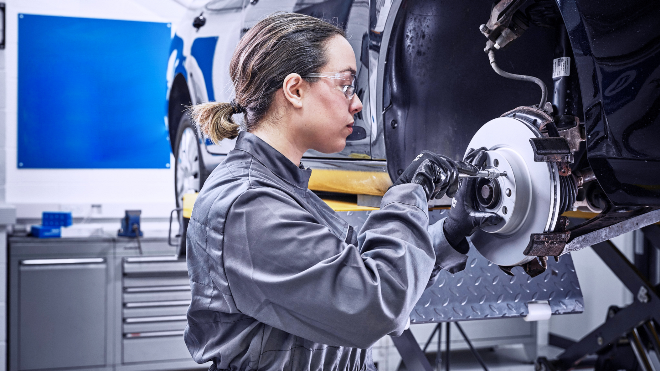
[299,35,363,154]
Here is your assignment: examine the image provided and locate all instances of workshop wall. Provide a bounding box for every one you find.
[3,0,187,221]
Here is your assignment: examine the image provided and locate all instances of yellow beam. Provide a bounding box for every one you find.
[309,169,392,196]
[322,199,378,212]
[182,193,199,219]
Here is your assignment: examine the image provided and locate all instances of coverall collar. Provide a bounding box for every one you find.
[234,131,312,189]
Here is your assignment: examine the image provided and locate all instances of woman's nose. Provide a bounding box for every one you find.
[350,94,363,115]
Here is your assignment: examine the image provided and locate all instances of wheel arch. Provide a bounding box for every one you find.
[168,73,193,153]
[378,0,557,181]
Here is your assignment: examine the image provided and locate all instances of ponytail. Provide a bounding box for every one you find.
[189,101,243,143]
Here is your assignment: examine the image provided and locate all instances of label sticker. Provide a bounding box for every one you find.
[553,57,571,79]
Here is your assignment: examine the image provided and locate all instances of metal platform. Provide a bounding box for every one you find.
[336,209,584,322]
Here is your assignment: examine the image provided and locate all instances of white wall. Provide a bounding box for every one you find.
[3,0,189,221]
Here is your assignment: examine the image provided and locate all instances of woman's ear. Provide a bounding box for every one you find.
[282,73,305,109]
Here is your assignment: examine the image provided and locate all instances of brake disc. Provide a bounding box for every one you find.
[465,117,560,266]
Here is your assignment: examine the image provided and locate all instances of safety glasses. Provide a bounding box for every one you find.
[304,71,356,100]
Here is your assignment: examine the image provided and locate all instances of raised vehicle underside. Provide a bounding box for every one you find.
[380,0,660,274]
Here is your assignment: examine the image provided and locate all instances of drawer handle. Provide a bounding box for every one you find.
[125,300,190,308]
[124,256,181,263]
[125,330,184,338]
[21,258,105,265]
[124,285,190,293]
[125,315,187,323]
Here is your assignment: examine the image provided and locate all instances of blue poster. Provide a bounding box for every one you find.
[18,14,171,168]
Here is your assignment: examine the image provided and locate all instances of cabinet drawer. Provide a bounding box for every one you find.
[18,261,107,370]
[123,336,191,363]
[124,276,190,288]
[123,257,187,274]
[123,291,191,303]
[124,319,187,334]
[124,305,188,318]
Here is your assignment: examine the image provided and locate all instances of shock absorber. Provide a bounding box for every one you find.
[552,25,582,129]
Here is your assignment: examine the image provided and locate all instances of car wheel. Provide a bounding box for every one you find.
[174,115,206,210]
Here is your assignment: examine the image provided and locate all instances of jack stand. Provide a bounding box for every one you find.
[537,228,660,370]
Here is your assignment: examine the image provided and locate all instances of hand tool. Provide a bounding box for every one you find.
[458,169,507,179]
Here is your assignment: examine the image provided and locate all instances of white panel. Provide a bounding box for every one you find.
[4,0,190,216]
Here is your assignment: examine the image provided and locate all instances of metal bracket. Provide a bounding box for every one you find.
[479,0,528,50]
[563,207,660,254]
[524,231,571,257]
[529,137,573,163]
[523,217,570,258]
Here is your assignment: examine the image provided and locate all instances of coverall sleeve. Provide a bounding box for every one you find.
[223,183,435,349]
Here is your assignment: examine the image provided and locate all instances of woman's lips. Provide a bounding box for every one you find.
[347,123,354,133]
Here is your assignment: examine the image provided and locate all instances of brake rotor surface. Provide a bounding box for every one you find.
[465,117,560,266]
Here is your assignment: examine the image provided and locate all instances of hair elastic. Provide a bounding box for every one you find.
[230,99,247,114]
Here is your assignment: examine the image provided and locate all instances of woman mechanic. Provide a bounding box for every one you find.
[184,12,501,371]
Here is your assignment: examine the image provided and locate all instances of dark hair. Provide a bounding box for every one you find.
[190,12,345,143]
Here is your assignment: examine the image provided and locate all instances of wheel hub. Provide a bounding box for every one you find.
[465,117,560,266]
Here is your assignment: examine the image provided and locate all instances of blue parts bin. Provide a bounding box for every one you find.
[30,225,61,238]
[30,211,73,238]
[42,212,73,227]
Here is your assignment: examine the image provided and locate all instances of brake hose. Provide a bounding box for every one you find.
[488,50,548,109]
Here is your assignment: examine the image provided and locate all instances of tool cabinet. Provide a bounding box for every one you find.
[8,236,207,371]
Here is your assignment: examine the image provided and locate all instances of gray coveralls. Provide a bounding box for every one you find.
[184,132,466,371]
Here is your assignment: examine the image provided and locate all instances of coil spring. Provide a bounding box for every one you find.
[558,175,577,215]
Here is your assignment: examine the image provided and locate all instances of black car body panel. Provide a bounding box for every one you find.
[558,0,660,206]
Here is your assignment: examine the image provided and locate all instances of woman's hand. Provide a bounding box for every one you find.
[443,148,503,253]
[392,151,476,201]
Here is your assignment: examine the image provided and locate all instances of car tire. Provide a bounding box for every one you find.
[174,114,208,211]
